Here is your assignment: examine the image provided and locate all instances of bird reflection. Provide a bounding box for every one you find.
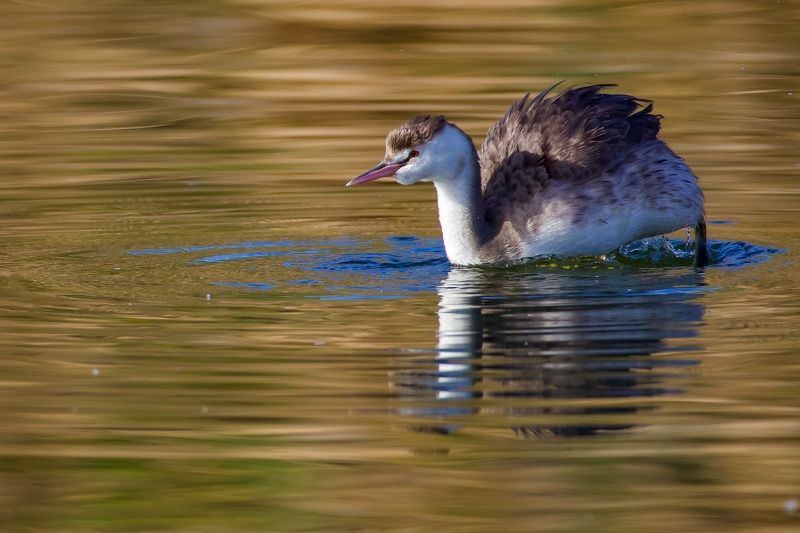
[392,265,707,437]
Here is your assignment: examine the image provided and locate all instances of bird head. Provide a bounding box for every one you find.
[346,115,474,187]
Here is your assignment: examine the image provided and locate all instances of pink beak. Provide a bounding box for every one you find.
[346,161,405,187]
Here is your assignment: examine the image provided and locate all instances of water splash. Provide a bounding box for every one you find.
[612,236,784,268]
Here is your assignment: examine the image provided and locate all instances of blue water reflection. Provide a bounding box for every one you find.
[130,236,782,301]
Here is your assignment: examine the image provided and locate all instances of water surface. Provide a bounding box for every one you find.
[1,1,800,531]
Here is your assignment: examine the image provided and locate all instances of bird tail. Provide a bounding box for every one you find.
[694,218,710,267]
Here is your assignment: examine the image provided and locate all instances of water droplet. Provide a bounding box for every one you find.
[789,90,793,96]
[91,368,100,377]
[206,293,211,301]
[785,498,798,514]
[201,406,209,415]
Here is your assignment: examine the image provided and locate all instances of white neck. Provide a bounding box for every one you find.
[434,156,485,265]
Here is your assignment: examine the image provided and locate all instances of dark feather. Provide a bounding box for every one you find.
[479,84,661,189]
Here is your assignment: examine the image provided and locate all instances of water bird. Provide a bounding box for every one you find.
[346,83,709,266]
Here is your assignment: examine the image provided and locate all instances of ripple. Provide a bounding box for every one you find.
[131,236,448,300]
[129,236,783,300]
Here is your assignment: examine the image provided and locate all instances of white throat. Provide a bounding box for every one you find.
[432,150,484,266]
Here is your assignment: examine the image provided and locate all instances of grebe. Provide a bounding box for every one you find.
[346,84,709,266]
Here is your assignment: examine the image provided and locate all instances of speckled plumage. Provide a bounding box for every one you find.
[348,84,708,266]
[475,85,705,263]
[480,84,660,186]
[481,84,659,225]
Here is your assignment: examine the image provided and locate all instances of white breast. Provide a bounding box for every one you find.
[525,209,643,257]
[521,184,701,259]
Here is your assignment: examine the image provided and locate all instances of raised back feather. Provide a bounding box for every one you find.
[479,84,661,188]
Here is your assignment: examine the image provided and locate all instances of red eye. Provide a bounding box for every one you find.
[409,149,420,158]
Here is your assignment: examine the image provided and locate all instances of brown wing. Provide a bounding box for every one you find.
[480,84,660,188]
[479,84,661,226]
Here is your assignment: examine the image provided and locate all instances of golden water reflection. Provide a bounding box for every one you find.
[1,0,799,531]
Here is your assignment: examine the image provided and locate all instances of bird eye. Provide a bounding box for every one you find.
[409,149,420,158]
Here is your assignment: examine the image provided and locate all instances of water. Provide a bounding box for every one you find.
[2,1,800,531]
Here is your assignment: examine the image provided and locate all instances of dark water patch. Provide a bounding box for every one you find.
[191,250,323,265]
[708,240,786,267]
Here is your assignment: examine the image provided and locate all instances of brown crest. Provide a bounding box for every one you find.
[385,115,447,157]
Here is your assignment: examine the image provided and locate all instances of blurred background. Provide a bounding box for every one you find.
[1,1,799,531]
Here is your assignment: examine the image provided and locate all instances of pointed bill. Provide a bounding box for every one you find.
[346,162,404,187]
